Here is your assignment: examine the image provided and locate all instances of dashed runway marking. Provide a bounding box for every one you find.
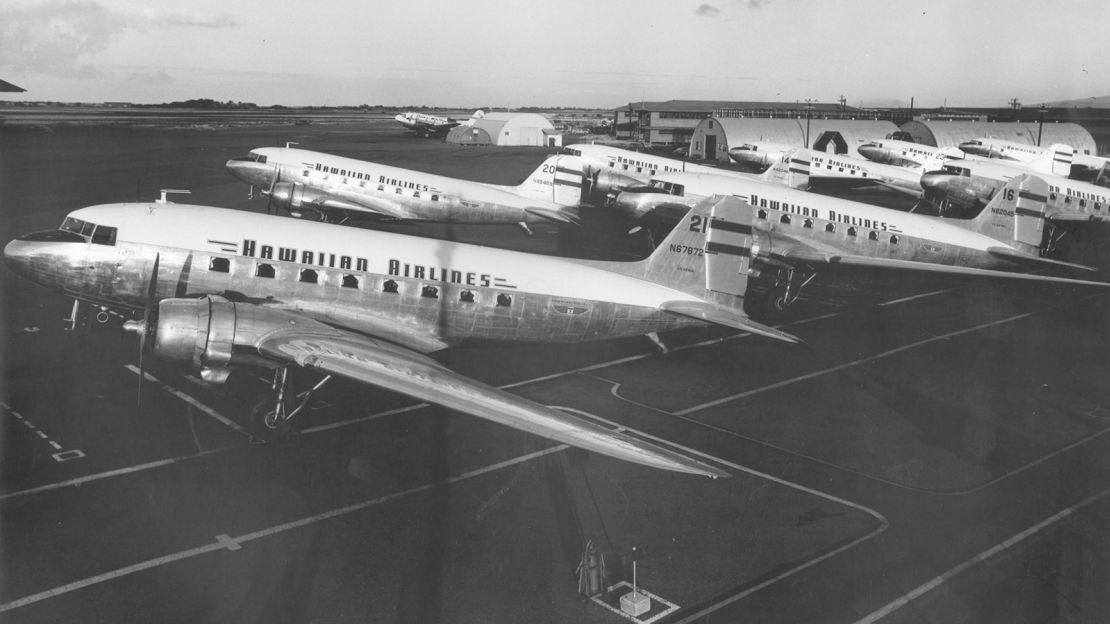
[2,402,82,463]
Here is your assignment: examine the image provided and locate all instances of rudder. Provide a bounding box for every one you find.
[966,174,1049,254]
[759,149,811,190]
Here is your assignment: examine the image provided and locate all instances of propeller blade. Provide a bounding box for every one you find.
[265,169,280,215]
[136,253,160,407]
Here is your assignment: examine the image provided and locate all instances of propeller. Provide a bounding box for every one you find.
[264,169,281,215]
[123,253,160,407]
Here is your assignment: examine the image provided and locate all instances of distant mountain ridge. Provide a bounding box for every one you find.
[1045,95,1110,108]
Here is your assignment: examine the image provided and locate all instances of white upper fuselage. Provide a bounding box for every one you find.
[640,172,1006,254]
[935,157,1110,211]
[257,146,558,208]
[67,202,697,310]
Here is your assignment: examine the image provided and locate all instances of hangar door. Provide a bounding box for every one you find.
[812,131,848,154]
[520,127,538,146]
[705,134,717,160]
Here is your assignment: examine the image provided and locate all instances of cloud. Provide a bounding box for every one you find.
[0,1,236,77]
[695,4,721,17]
[125,69,174,84]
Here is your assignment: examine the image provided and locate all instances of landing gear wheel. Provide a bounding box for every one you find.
[248,395,292,443]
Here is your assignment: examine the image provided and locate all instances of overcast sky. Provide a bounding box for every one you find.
[2,0,1107,109]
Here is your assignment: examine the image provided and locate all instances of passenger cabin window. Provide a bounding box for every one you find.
[847,227,857,237]
[496,294,512,307]
[890,235,899,244]
[780,214,791,225]
[868,231,878,241]
[459,290,475,303]
[299,268,318,284]
[383,279,399,294]
[825,223,835,233]
[757,209,768,219]
[803,219,813,229]
[209,257,230,273]
[421,285,438,298]
[342,274,359,288]
[256,263,275,278]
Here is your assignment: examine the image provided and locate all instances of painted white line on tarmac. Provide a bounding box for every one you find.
[675,308,1041,417]
[547,407,890,624]
[0,445,567,614]
[2,402,80,461]
[124,365,251,438]
[853,487,1110,624]
[0,449,227,502]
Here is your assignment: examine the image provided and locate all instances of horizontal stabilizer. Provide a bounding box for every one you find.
[986,246,1099,272]
[660,300,802,344]
[524,206,581,226]
[778,248,1108,287]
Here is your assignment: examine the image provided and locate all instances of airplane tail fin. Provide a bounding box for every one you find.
[758,149,811,189]
[1026,143,1073,177]
[627,195,799,343]
[461,110,485,127]
[512,154,586,207]
[964,174,1048,255]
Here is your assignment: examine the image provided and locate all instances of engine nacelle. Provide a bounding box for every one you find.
[586,168,642,199]
[269,181,322,211]
[151,296,299,374]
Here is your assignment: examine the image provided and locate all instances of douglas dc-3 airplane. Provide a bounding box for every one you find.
[3,191,856,479]
[613,159,1105,310]
[394,110,484,138]
[559,143,809,200]
[226,147,583,234]
[920,148,1110,222]
[959,137,1110,179]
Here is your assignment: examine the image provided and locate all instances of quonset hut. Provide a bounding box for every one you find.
[445,112,558,146]
[897,120,1097,155]
[689,118,899,162]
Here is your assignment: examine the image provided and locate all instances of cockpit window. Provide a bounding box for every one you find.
[91,225,117,246]
[559,147,582,157]
[58,217,117,245]
[250,152,268,164]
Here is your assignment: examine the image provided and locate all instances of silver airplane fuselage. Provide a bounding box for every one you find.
[4,204,697,354]
[226,147,581,226]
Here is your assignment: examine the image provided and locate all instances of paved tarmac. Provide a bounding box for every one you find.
[2,120,1109,623]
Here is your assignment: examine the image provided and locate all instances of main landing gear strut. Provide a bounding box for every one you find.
[249,367,334,441]
[765,265,816,312]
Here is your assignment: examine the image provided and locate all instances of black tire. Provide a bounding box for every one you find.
[248,395,292,442]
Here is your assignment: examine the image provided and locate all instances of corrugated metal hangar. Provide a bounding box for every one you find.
[689,118,900,162]
[446,112,559,146]
[898,120,1097,155]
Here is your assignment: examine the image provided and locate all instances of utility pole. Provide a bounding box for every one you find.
[803,98,816,147]
[1037,104,1048,146]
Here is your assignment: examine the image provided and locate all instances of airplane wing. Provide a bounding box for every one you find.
[774,243,1107,287]
[306,191,415,221]
[251,318,728,478]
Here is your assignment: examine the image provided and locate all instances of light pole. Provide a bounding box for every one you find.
[1037,104,1047,146]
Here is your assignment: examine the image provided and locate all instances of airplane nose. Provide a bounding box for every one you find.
[919,172,951,192]
[225,157,276,188]
[857,145,883,162]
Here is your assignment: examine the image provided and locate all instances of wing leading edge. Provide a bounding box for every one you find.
[255,326,729,479]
